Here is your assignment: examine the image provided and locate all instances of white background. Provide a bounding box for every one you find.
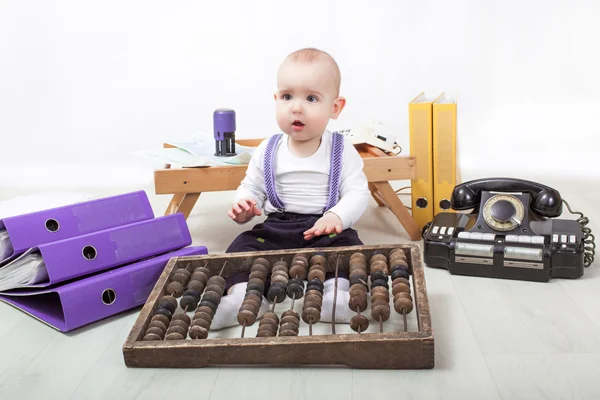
[1,0,598,190]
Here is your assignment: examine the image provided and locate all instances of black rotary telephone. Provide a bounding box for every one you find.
[422,178,595,282]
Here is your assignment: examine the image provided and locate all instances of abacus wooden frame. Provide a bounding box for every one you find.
[122,244,434,369]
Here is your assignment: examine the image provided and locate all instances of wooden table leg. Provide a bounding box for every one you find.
[372,181,421,241]
[368,182,386,207]
[164,192,201,219]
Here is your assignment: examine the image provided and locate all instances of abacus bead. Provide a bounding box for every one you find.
[145,327,165,338]
[202,290,222,305]
[171,272,190,285]
[199,300,218,313]
[165,332,185,340]
[157,296,177,313]
[370,271,388,282]
[394,292,413,301]
[172,313,191,326]
[392,277,410,287]
[279,329,298,336]
[237,309,257,326]
[253,257,270,267]
[187,280,205,294]
[289,264,307,280]
[166,281,185,298]
[206,284,225,296]
[208,276,226,288]
[154,307,173,319]
[286,283,304,299]
[303,300,322,311]
[166,325,187,337]
[370,253,387,264]
[392,268,410,280]
[151,314,170,327]
[308,268,325,282]
[350,276,368,287]
[148,320,168,332]
[350,314,369,332]
[348,292,368,312]
[392,283,411,295]
[267,286,286,303]
[370,279,389,290]
[169,320,189,332]
[302,307,321,323]
[280,322,299,332]
[262,312,279,324]
[193,266,210,276]
[249,270,267,281]
[394,298,414,313]
[194,311,213,322]
[179,295,199,312]
[350,252,366,263]
[307,279,324,291]
[191,271,208,284]
[143,333,162,341]
[281,315,299,327]
[196,305,215,319]
[189,325,209,339]
[371,304,391,322]
[389,247,405,257]
[191,317,211,330]
[310,254,326,266]
[246,289,264,299]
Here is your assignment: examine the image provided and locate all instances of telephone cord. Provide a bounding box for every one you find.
[563,200,596,268]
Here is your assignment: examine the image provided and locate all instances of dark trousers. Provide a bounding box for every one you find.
[225,212,363,292]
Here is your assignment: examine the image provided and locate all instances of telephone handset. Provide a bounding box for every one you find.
[423,177,595,282]
[451,178,563,218]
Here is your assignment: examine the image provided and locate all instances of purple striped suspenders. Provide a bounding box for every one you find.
[264,132,344,213]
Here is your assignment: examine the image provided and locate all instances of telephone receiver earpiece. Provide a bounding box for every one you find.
[450,178,563,218]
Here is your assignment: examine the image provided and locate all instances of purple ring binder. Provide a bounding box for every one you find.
[0,246,208,332]
[0,191,154,264]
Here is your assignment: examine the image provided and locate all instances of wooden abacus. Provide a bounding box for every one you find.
[122,244,434,369]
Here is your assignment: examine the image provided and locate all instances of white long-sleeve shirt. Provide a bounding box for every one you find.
[233,130,370,230]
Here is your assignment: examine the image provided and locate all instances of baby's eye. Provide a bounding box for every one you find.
[282,94,292,101]
[306,95,318,103]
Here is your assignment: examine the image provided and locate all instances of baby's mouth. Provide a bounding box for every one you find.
[292,120,305,127]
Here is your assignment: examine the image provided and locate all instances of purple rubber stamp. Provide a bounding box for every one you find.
[213,108,237,156]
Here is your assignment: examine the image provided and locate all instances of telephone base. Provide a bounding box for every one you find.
[423,212,585,282]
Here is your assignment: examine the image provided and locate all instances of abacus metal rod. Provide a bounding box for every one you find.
[356,306,362,334]
[379,315,383,333]
[331,256,341,335]
[403,310,408,332]
[218,260,228,277]
[241,320,246,338]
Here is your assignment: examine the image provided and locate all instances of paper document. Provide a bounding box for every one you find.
[138,134,256,167]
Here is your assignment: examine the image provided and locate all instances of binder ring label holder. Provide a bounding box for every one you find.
[82,245,97,260]
[45,218,60,232]
[102,289,117,305]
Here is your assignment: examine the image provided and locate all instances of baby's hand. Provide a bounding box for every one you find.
[304,212,343,240]
[228,198,262,223]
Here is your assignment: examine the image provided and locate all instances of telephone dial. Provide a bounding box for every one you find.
[422,178,596,282]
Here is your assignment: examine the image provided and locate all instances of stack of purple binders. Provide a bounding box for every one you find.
[0,191,207,332]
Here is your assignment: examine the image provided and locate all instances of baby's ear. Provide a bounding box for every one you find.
[331,96,346,119]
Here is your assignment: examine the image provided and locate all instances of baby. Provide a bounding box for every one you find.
[210,48,372,330]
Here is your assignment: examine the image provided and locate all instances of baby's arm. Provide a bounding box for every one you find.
[304,140,370,239]
[322,140,370,229]
[229,141,268,224]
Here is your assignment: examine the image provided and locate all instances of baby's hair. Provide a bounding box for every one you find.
[285,47,341,96]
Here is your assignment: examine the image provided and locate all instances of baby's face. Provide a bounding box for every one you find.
[274,59,343,143]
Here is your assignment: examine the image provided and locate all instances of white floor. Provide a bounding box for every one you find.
[0,177,598,400]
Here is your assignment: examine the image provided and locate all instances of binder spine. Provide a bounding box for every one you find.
[40,213,192,284]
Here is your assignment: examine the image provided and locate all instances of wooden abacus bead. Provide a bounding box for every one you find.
[278,310,300,336]
[166,324,188,339]
[190,317,211,330]
[207,275,226,289]
[350,314,369,333]
[349,276,368,288]
[172,313,191,326]
[253,257,270,268]
[309,253,326,267]
[289,263,307,280]
[249,270,268,282]
[301,307,321,324]
[370,278,389,290]
[273,260,288,269]
[166,281,185,298]
[394,298,414,314]
[370,252,388,264]
[286,278,304,299]
[143,333,163,341]
[389,247,405,258]
[256,312,279,337]
[145,327,165,339]
[195,305,215,320]
[349,252,367,264]
[237,309,257,326]
[371,286,390,303]
[308,266,325,282]
[370,260,389,274]
[154,307,173,320]
[157,295,178,314]
[371,301,391,322]
[191,271,208,284]
[392,282,411,296]
[179,289,201,312]
[189,325,209,339]
[150,314,170,328]
[187,279,205,294]
[348,290,368,312]
[165,332,186,340]
[292,254,309,265]
[306,278,324,293]
[267,281,287,303]
[169,319,190,332]
[392,268,410,281]
[148,319,168,332]
[171,268,191,285]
